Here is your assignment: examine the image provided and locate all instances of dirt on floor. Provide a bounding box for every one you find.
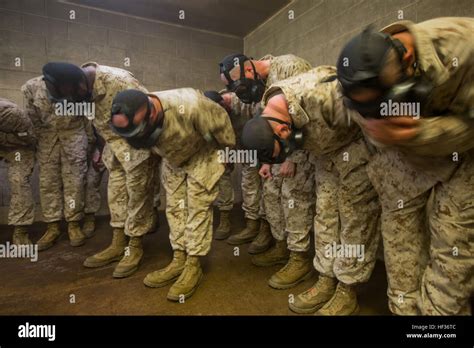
[0,207,390,315]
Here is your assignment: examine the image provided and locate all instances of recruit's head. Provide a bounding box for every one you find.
[336,26,427,119]
[42,62,92,103]
[110,89,163,149]
[241,92,301,164]
[219,53,265,104]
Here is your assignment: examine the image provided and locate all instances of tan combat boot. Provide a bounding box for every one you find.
[248,219,273,254]
[37,222,61,251]
[251,239,289,267]
[113,236,143,278]
[82,213,96,238]
[12,226,32,245]
[167,256,203,301]
[268,251,313,289]
[289,275,337,314]
[315,282,359,316]
[214,210,231,240]
[83,228,127,268]
[68,221,86,247]
[143,250,186,288]
[227,218,259,245]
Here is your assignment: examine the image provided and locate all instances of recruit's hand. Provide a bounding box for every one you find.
[92,148,104,171]
[362,116,420,146]
[279,160,296,178]
[259,163,272,180]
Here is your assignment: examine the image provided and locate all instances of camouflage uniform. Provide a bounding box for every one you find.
[260,55,314,252]
[357,18,474,315]
[0,98,36,226]
[216,92,261,214]
[84,120,105,215]
[264,65,381,282]
[149,88,235,256]
[82,62,155,237]
[22,77,88,223]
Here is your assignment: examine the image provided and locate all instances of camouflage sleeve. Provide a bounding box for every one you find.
[0,103,33,134]
[281,56,312,80]
[21,84,42,128]
[0,131,34,148]
[401,115,474,156]
[196,99,235,148]
[84,118,96,147]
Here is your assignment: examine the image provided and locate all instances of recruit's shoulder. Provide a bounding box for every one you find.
[21,76,44,94]
[0,97,30,128]
[153,87,204,104]
[0,97,20,111]
[264,65,337,103]
[274,54,312,69]
[83,62,139,85]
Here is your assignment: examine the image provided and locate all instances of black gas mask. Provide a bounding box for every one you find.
[342,76,433,118]
[337,27,432,119]
[220,54,266,104]
[241,115,304,164]
[110,90,163,149]
[43,72,93,103]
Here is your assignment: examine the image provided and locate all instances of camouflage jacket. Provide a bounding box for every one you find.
[0,98,35,149]
[82,62,151,171]
[380,17,474,156]
[264,66,362,157]
[222,91,262,148]
[21,76,89,156]
[261,54,312,87]
[260,54,312,162]
[149,88,235,191]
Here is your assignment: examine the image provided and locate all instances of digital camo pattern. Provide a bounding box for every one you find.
[162,159,219,256]
[0,99,35,226]
[360,17,474,315]
[259,54,314,245]
[216,92,261,213]
[22,77,88,222]
[151,88,235,255]
[84,62,155,236]
[264,67,380,283]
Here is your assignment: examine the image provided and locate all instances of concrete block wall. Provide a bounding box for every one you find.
[244,0,474,67]
[0,0,243,224]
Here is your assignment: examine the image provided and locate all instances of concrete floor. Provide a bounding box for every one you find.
[0,207,390,315]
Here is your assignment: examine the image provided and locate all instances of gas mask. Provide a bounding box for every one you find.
[110,94,163,149]
[220,55,266,104]
[343,76,433,119]
[43,72,93,103]
[265,117,303,164]
[337,26,433,119]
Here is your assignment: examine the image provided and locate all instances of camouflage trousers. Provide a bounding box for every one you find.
[263,150,316,252]
[84,159,106,214]
[0,148,35,226]
[216,165,234,211]
[37,137,88,222]
[104,147,155,237]
[153,157,162,209]
[313,138,381,285]
[161,158,219,256]
[241,162,264,220]
[368,149,474,315]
